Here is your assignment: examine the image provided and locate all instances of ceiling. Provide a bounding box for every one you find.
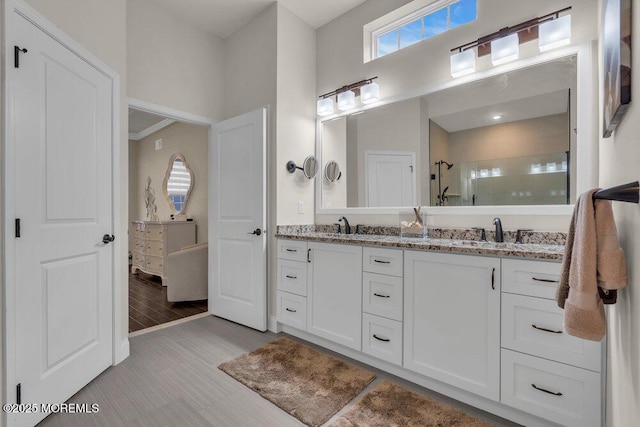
[431,90,570,133]
[129,109,176,140]
[149,0,370,39]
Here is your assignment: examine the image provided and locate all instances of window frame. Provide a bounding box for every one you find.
[367,0,476,61]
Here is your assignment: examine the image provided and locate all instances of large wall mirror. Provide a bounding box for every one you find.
[162,153,194,214]
[317,45,596,215]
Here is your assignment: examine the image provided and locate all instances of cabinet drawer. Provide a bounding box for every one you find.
[502,259,561,299]
[277,259,307,296]
[132,237,145,252]
[132,251,145,267]
[146,255,164,274]
[502,293,602,372]
[501,349,601,427]
[363,247,403,277]
[131,227,145,240]
[277,239,308,262]
[362,313,402,366]
[362,272,402,321]
[146,240,164,257]
[145,224,164,241]
[277,291,307,331]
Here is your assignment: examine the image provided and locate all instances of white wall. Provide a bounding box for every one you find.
[315,0,598,231]
[127,0,224,121]
[129,122,209,243]
[599,1,640,425]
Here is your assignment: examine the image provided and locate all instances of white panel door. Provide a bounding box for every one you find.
[10,12,114,427]
[404,251,500,401]
[307,242,362,350]
[210,109,266,331]
[365,151,415,207]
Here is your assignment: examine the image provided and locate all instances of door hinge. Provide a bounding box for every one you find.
[14,46,28,68]
[15,218,21,238]
[16,383,21,404]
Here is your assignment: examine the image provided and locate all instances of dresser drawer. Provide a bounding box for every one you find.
[277,239,308,262]
[132,251,145,267]
[501,349,601,427]
[502,259,561,299]
[131,227,145,240]
[145,224,164,241]
[277,291,307,331]
[362,313,402,366]
[362,247,403,277]
[146,240,164,257]
[502,293,602,372]
[132,237,145,252]
[362,272,402,321]
[146,255,164,274]
[277,259,307,296]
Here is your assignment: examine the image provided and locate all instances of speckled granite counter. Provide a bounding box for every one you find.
[275,226,565,261]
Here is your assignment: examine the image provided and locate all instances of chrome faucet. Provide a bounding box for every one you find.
[493,218,503,243]
[338,217,351,234]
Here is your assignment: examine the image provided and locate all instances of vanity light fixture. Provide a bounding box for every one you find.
[337,90,356,111]
[317,77,379,116]
[317,97,335,116]
[450,48,476,78]
[449,7,571,76]
[491,33,519,65]
[539,14,571,52]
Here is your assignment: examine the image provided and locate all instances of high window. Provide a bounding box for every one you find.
[369,0,477,60]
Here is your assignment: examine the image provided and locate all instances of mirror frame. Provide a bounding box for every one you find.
[162,152,195,215]
[316,42,597,216]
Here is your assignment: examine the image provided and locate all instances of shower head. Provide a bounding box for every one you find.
[436,160,454,170]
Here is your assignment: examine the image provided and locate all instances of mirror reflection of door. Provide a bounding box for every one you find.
[163,153,194,214]
[365,151,416,207]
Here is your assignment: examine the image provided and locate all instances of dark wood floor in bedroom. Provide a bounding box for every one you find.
[129,271,208,332]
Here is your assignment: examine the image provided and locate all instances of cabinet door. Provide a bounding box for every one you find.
[307,242,362,350]
[404,251,500,401]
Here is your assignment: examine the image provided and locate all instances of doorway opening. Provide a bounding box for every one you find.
[128,102,211,333]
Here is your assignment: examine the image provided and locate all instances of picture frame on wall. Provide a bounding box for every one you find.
[602,0,632,138]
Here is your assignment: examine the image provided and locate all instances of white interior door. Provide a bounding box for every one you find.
[365,151,415,207]
[210,108,267,331]
[9,12,114,427]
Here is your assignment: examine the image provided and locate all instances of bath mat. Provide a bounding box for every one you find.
[330,380,492,426]
[218,337,376,427]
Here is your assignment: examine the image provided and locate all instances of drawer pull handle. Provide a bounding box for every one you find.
[285,275,297,279]
[374,259,390,264]
[285,249,298,253]
[373,293,390,298]
[285,308,297,313]
[531,384,563,396]
[491,267,495,290]
[373,334,390,342]
[532,324,563,334]
[532,277,559,283]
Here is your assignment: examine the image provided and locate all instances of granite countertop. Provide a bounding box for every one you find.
[275,227,565,261]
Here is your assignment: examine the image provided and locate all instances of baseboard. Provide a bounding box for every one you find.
[268,315,281,333]
[114,339,130,365]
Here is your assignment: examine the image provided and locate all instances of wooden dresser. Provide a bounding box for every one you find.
[131,221,197,285]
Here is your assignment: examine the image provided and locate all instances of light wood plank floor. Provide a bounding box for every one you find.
[39,316,519,426]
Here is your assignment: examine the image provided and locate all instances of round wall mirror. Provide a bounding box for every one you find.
[324,160,341,182]
[302,156,319,179]
[162,153,194,214]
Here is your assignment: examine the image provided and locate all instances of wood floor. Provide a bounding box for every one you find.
[39,316,519,427]
[129,271,208,332]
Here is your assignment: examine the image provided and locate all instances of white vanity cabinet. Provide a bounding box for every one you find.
[276,239,308,330]
[404,251,501,401]
[361,247,404,365]
[500,259,602,427]
[307,242,363,351]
